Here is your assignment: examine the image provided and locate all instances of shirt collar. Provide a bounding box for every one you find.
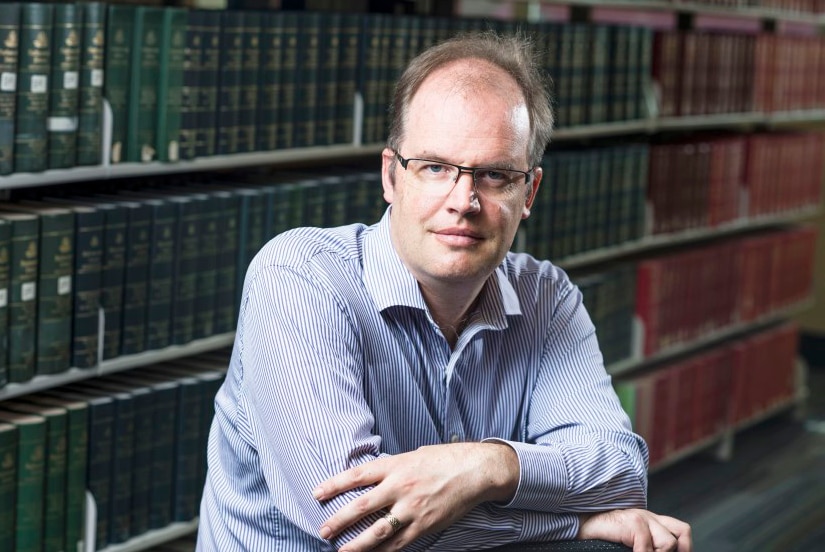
[363,208,522,329]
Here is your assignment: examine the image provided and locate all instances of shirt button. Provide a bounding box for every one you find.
[450,434,461,443]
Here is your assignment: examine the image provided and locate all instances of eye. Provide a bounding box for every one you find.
[422,162,450,175]
[482,170,508,181]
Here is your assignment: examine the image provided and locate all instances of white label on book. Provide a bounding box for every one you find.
[64,71,79,90]
[47,116,79,132]
[21,281,36,302]
[31,75,47,93]
[58,275,71,295]
[91,69,104,87]
[0,289,7,308]
[0,72,16,92]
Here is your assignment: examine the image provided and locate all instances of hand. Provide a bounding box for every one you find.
[313,442,519,551]
[578,509,692,552]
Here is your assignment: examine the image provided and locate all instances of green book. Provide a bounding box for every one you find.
[75,2,106,166]
[357,13,386,145]
[102,4,133,164]
[43,389,113,549]
[216,10,243,155]
[0,3,20,175]
[1,212,38,383]
[293,11,320,148]
[237,11,260,153]
[40,199,103,368]
[316,12,340,147]
[3,400,67,552]
[179,9,203,161]
[1,203,75,376]
[256,11,280,152]
[156,7,186,163]
[0,220,10,387]
[126,6,163,163]
[195,9,220,158]
[0,409,46,552]
[14,2,52,173]
[108,372,177,530]
[276,11,298,150]
[24,393,88,552]
[0,422,16,552]
[47,3,81,170]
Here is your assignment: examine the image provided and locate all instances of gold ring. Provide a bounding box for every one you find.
[383,512,402,532]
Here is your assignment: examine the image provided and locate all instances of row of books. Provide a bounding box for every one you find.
[635,226,817,357]
[0,351,228,552]
[648,131,824,235]
[685,0,825,13]
[577,263,636,366]
[653,30,825,117]
[615,321,799,468]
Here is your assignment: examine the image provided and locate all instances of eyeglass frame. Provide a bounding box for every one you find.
[392,150,535,198]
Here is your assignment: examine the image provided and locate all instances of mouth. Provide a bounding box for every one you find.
[433,228,483,246]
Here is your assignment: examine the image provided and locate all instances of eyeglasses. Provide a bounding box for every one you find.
[393,151,533,201]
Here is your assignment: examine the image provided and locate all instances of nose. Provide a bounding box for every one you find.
[446,170,481,213]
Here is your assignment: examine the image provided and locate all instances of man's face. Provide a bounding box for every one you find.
[382,61,542,293]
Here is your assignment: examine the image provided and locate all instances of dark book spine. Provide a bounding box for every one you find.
[0,221,9,387]
[70,209,103,368]
[334,13,359,145]
[256,11,280,152]
[148,384,176,529]
[46,3,80,169]
[35,211,74,376]
[171,199,198,346]
[4,415,46,552]
[194,195,218,339]
[14,2,52,173]
[99,206,125,360]
[120,204,150,355]
[102,5,132,164]
[216,10,243,156]
[358,14,384,145]
[75,1,105,166]
[316,12,340,147]
[276,11,298,150]
[195,9,220,158]
[294,11,320,148]
[237,12,260,153]
[40,408,68,552]
[64,403,88,552]
[7,215,38,383]
[212,191,238,334]
[0,424,16,551]
[172,377,202,521]
[126,7,162,163]
[108,393,134,543]
[127,391,153,535]
[156,7,186,163]
[85,397,114,549]
[145,201,175,350]
[0,3,20,175]
[179,10,204,161]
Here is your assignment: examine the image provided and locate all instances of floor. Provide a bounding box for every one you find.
[147,366,825,552]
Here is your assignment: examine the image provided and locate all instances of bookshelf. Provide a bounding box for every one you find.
[0,0,822,551]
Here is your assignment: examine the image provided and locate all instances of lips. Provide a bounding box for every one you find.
[433,227,483,246]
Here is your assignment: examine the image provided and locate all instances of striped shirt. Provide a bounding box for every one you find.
[197,210,649,551]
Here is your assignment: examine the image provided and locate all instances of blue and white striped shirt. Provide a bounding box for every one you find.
[197,210,648,551]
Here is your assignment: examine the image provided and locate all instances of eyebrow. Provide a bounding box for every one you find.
[413,151,520,170]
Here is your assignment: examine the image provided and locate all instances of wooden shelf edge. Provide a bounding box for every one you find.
[0,333,235,402]
[95,519,198,552]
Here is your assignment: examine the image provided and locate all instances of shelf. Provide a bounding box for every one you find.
[607,298,815,377]
[0,333,234,401]
[557,206,820,271]
[96,519,198,552]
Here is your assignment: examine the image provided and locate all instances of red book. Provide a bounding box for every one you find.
[636,261,663,356]
[652,31,681,117]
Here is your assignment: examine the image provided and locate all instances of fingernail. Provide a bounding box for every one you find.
[319,526,331,539]
[313,487,323,500]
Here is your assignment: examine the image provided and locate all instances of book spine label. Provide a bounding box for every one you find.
[103,5,132,164]
[47,3,81,170]
[75,1,106,166]
[7,217,38,383]
[14,3,52,173]
[0,3,20,175]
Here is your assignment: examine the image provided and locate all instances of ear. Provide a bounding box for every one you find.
[381,148,396,204]
[522,166,542,220]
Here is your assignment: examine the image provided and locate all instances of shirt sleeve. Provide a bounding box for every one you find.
[492,276,649,515]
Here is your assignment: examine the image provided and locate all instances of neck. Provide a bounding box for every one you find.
[421,284,482,349]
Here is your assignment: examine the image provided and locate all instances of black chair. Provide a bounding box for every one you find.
[487,539,631,551]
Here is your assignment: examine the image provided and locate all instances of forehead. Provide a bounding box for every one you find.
[403,60,530,161]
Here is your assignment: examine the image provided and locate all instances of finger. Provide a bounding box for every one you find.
[338,513,406,552]
[314,460,389,501]
[319,492,388,540]
[646,517,678,552]
[654,515,692,552]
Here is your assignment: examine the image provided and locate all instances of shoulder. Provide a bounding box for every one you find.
[502,250,572,289]
[250,223,369,275]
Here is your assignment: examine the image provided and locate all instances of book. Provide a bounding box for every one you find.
[1,212,39,383]
[334,12,360,145]
[256,11,280,152]
[0,3,20,175]
[195,9,221,158]
[294,11,321,148]
[216,10,244,155]
[156,7,186,163]
[0,202,75,376]
[14,2,52,173]
[75,1,105,167]
[126,6,163,163]
[276,11,298,150]
[102,4,132,164]
[0,219,9,387]
[315,12,340,147]
[24,393,88,552]
[47,2,80,170]
[179,9,203,161]
[0,409,46,552]
[0,422,15,552]
[237,10,260,153]
[2,400,68,552]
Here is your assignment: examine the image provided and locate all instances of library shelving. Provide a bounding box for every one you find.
[0,1,823,551]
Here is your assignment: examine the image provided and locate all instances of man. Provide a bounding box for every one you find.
[198,32,691,552]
